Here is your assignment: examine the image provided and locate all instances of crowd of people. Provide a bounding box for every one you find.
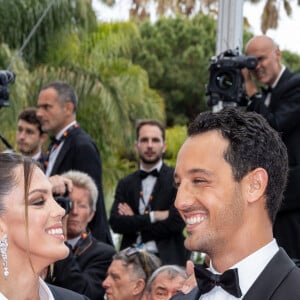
[0,34,299,299]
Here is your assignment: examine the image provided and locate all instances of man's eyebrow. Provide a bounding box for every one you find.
[174,168,212,178]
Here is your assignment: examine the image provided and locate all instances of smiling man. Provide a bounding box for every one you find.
[171,108,300,299]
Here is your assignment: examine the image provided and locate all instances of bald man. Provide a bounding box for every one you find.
[243,35,300,261]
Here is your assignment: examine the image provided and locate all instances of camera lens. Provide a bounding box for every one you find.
[54,196,73,215]
[215,72,233,90]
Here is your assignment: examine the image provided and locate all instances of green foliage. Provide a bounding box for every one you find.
[165,125,187,167]
[282,50,300,73]
[0,0,97,66]
[133,14,217,126]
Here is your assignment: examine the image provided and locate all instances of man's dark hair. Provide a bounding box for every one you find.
[136,119,165,140]
[18,107,44,135]
[41,81,78,113]
[188,107,288,223]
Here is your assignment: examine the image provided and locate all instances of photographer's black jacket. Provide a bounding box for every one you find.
[46,231,116,300]
[247,68,300,212]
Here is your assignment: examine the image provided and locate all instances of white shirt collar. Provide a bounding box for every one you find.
[209,239,279,297]
[272,65,286,89]
[55,120,77,140]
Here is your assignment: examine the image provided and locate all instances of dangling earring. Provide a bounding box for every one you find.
[0,234,9,278]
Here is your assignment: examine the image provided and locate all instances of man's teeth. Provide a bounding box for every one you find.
[47,228,63,235]
[186,216,205,225]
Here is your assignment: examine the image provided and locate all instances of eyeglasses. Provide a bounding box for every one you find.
[122,247,151,279]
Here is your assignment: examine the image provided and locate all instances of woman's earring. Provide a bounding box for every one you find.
[0,234,9,278]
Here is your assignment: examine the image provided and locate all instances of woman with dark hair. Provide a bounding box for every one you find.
[0,152,88,300]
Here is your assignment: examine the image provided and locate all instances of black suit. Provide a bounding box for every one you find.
[109,163,189,266]
[171,248,300,300]
[46,231,116,300]
[247,68,300,259]
[48,284,89,299]
[48,126,112,245]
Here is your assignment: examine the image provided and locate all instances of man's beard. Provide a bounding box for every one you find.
[140,154,162,165]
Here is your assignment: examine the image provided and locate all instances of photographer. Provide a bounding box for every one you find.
[46,170,116,300]
[243,35,300,261]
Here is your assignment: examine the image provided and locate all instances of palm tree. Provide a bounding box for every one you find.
[98,0,299,33]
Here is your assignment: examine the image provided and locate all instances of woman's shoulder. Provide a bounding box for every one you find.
[48,284,90,300]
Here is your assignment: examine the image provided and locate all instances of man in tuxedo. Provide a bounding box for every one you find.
[46,170,116,300]
[171,108,300,299]
[243,35,300,260]
[16,107,47,164]
[36,81,112,245]
[109,119,189,266]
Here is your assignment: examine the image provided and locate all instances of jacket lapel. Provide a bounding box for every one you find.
[243,248,296,299]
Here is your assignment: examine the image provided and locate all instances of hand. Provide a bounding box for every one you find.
[49,175,73,195]
[241,68,258,97]
[153,210,169,221]
[180,260,197,294]
[118,202,134,216]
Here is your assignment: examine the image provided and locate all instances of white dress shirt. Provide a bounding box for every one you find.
[199,239,279,299]
[137,160,163,253]
[45,121,77,176]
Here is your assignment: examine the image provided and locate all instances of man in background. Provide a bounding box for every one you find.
[144,265,187,300]
[46,170,116,300]
[103,247,161,300]
[36,81,112,245]
[109,119,188,266]
[243,35,300,260]
[16,107,47,164]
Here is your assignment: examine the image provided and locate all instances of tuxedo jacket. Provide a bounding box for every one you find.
[48,126,112,245]
[171,248,300,300]
[46,231,116,300]
[109,163,189,266]
[247,68,300,212]
[48,284,89,299]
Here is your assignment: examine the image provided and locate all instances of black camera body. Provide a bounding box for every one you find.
[206,49,258,107]
[54,190,73,215]
[0,70,15,108]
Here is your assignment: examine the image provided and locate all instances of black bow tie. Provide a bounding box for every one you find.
[139,169,159,179]
[194,264,242,298]
[261,86,272,95]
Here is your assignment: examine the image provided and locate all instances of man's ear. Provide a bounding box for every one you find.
[243,167,268,203]
[64,101,75,115]
[132,278,146,296]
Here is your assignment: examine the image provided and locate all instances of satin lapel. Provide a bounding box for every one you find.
[269,69,291,110]
[150,164,168,208]
[133,171,143,211]
[51,127,80,175]
[243,248,296,300]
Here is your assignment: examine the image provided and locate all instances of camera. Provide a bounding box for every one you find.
[54,190,73,215]
[206,49,258,107]
[0,70,15,108]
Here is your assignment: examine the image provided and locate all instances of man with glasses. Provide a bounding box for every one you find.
[243,35,300,261]
[103,247,161,300]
